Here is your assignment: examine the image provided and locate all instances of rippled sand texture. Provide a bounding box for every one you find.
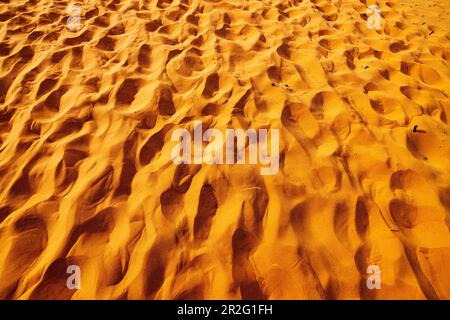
[0,0,450,299]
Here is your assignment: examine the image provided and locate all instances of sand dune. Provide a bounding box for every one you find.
[0,0,449,299]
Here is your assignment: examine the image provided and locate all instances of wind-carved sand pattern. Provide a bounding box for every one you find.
[0,0,449,299]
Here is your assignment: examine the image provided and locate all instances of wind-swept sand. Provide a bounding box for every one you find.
[0,0,449,299]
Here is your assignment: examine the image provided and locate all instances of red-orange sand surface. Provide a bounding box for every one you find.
[0,0,449,299]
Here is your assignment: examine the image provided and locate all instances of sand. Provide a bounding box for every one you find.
[0,0,449,300]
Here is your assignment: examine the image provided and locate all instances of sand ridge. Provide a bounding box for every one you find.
[0,0,449,299]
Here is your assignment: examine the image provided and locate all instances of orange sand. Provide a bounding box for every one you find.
[0,0,449,300]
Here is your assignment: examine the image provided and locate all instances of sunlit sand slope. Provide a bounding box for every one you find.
[0,0,449,299]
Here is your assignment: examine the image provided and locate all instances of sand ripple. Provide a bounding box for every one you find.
[0,0,449,299]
